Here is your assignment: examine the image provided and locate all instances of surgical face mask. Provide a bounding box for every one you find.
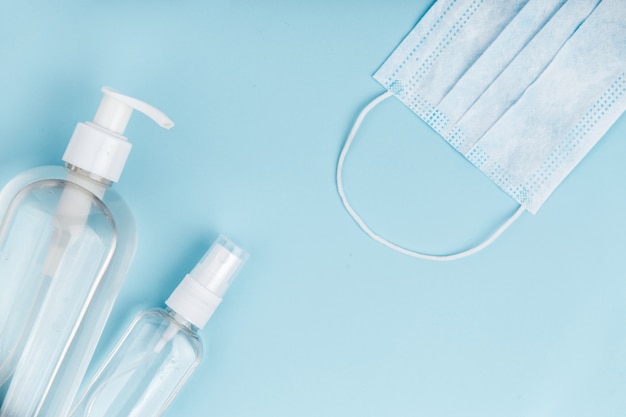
[337,0,626,261]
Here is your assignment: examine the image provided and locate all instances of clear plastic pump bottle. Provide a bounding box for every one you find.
[69,235,248,417]
[0,87,174,417]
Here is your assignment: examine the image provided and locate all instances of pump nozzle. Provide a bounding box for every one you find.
[166,235,249,329]
[94,87,174,134]
[63,87,174,183]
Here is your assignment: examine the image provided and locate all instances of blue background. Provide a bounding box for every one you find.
[1,0,626,416]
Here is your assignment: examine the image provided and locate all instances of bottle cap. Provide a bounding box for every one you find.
[62,87,174,183]
[166,235,248,329]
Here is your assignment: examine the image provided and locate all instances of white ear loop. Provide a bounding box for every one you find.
[336,91,525,261]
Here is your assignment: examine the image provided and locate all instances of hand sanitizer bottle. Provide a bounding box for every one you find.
[69,235,248,417]
[0,87,173,417]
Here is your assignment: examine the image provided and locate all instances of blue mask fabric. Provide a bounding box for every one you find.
[337,0,626,260]
[429,0,570,135]
[440,0,602,155]
[381,0,530,121]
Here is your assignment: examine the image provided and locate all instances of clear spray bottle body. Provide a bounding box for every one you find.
[70,308,202,417]
[0,164,137,417]
[71,235,248,417]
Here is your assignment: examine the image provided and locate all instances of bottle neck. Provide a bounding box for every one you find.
[65,163,112,187]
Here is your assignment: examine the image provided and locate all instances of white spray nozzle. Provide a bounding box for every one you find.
[190,236,248,297]
[94,87,174,134]
[166,235,249,329]
[62,87,174,182]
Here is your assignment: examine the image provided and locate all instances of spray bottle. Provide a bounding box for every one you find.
[70,235,248,417]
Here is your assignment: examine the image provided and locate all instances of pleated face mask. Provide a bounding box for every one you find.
[337,0,626,260]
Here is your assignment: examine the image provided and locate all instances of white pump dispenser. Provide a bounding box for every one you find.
[0,87,173,417]
[63,87,174,183]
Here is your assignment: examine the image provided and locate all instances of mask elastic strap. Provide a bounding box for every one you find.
[336,91,525,261]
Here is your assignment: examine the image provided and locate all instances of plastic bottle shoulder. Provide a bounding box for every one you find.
[0,165,136,244]
[137,309,203,355]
